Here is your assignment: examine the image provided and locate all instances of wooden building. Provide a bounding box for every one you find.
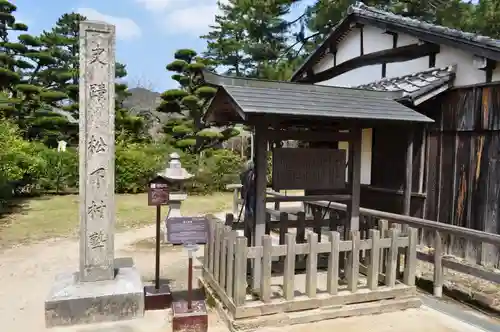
[291,3,500,255]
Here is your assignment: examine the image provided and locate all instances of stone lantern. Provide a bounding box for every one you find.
[158,152,193,242]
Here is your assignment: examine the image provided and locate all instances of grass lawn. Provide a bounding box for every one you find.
[0,192,232,249]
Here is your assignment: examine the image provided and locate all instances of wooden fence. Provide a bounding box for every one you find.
[203,214,418,319]
[305,201,500,297]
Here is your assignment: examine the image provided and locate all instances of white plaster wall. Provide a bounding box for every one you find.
[396,33,419,46]
[338,128,372,185]
[319,65,382,87]
[336,28,362,64]
[313,53,334,73]
[492,66,500,82]
[363,26,394,53]
[386,57,429,78]
[435,45,486,86]
[311,24,494,88]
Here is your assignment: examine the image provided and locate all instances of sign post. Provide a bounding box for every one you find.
[168,218,208,332]
[144,176,172,311]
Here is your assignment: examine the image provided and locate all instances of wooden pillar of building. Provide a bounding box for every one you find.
[403,127,414,217]
[346,127,362,232]
[252,123,268,291]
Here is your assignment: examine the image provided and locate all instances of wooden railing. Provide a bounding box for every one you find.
[203,214,418,319]
[305,201,500,297]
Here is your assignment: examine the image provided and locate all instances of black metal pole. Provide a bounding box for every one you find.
[188,256,193,310]
[155,205,161,290]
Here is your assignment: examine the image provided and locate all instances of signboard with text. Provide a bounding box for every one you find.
[148,176,170,206]
[166,216,208,244]
[272,148,346,190]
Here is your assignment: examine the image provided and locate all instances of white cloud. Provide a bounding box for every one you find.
[136,0,228,36]
[163,5,219,35]
[135,0,178,11]
[77,8,142,40]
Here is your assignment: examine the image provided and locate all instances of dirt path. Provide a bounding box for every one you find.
[0,218,490,332]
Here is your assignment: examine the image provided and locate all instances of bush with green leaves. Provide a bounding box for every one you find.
[0,119,44,202]
[187,149,243,194]
[115,141,173,193]
[34,145,78,192]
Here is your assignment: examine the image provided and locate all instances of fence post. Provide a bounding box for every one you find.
[208,217,216,274]
[378,219,389,273]
[368,229,380,290]
[433,230,443,297]
[403,228,418,286]
[260,235,272,302]
[214,222,222,282]
[233,236,248,306]
[327,231,340,295]
[283,233,296,300]
[347,230,360,293]
[385,227,399,287]
[226,231,237,299]
[219,226,231,290]
[306,232,318,298]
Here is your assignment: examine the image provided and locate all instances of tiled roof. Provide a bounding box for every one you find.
[356,65,455,97]
[292,2,500,81]
[202,70,434,124]
[349,3,500,50]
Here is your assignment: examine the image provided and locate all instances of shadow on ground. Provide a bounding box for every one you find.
[0,195,51,223]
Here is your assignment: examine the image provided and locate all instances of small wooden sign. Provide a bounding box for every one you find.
[166,216,208,244]
[148,176,170,206]
[272,148,346,190]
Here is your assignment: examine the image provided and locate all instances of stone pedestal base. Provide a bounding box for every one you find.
[44,262,144,328]
[144,284,172,310]
[172,300,208,332]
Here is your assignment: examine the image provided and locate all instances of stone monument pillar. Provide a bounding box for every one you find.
[45,21,144,328]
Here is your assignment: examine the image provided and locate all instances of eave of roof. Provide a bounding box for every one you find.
[291,2,500,81]
[202,70,434,125]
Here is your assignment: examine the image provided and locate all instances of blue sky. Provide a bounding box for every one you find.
[13,0,315,92]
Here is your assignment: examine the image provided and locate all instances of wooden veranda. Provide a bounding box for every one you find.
[199,70,434,328]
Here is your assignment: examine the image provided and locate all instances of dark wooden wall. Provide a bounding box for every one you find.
[421,85,500,236]
[363,124,426,217]
[366,85,500,266]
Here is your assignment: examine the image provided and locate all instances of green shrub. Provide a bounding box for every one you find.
[187,149,244,194]
[0,120,45,202]
[115,141,173,193]
[35,145,78,192]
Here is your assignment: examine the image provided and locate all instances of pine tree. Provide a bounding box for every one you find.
[202,0,298,79]
[37,12,147,144]
[158,48,238,154]
[201,0,249,76]
[0,0,71,146]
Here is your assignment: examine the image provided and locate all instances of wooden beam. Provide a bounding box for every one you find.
[299,43,440,84]
[485,59,496,83]
[265,129,352,142]
[404,128,414,216]
[347,127,362,231]
[252,123,268,291]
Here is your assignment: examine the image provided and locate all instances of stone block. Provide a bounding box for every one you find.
[45,265,144,327]
[172,300,208,332]
[144,284,172,311]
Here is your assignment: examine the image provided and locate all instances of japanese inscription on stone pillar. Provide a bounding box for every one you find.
[79,21,116,282]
